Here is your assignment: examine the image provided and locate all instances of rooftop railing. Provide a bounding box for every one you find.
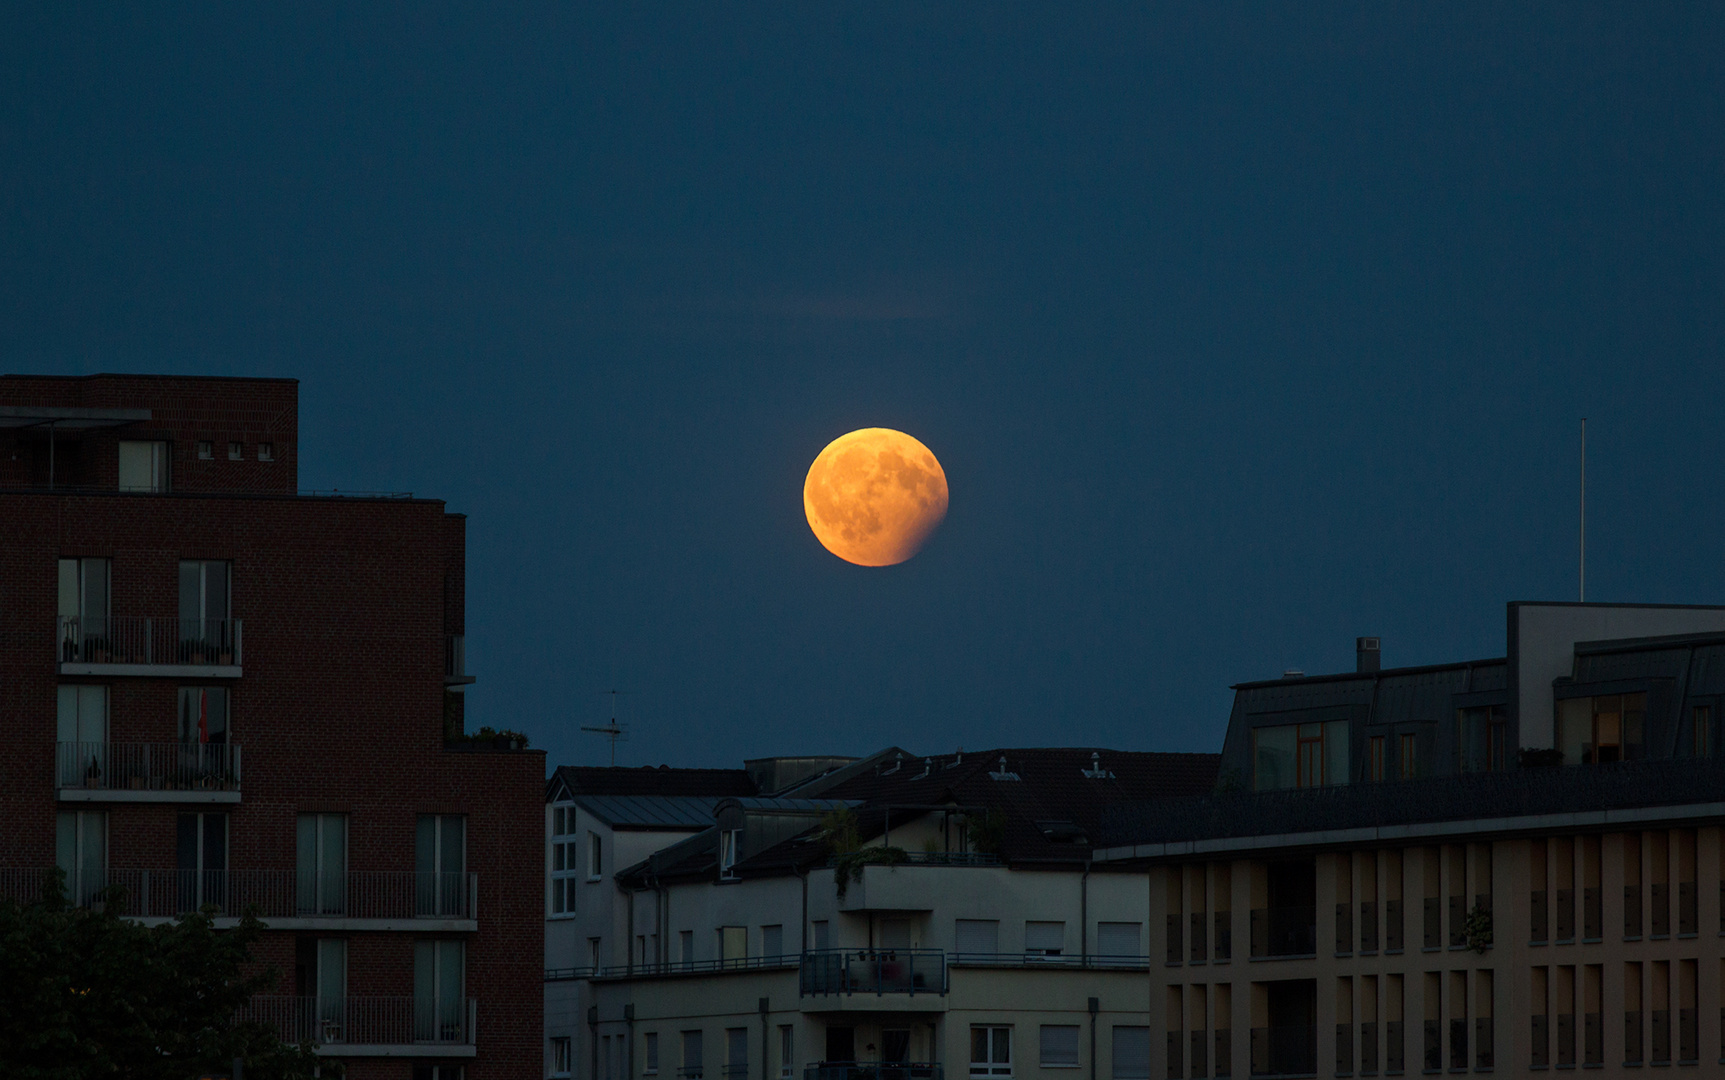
[800,948,946,996]
[57,741,240,795]
[238,995,475,1047]
[0,868,476,921]
[58,616,241,667]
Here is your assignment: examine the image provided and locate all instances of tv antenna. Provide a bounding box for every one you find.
[582,690,633,766]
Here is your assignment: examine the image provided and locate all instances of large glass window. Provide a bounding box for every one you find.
[1457,706,1509,773]
[295,936,348,1039]
[56,685,109,788]
[178,560,232,661]
[550,804,579,916]
[296,813,347,915]
[117,440,169,492]
[970,1026,1012,1077]
[56,810,106,906]
[1253,721,1349,790]
[177,686,229,745]
[417,814,466,916]
[1557,694,1646,765]
[177,812,227,911]
[414,939,465,1042]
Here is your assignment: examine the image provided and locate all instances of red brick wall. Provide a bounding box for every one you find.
[0,382,541,1079]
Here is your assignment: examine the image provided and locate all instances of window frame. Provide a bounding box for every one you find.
[550,802,579,917]
[552,1035,575,1077]
[1039,1024,1081,1069]
[117,440,170,492]
[588,831,604,880]
[970,1025,1012,1077]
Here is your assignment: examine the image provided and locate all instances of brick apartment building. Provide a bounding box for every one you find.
[0,373,543,1079]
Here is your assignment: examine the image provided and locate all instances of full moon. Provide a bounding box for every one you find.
[803,428,949,567]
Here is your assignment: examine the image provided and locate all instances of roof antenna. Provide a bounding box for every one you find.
[581,690,632,766]
[1579,417,1587,603]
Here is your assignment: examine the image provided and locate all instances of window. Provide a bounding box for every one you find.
[553,1035,574,1076]
[1556,693,1647,764]
[589,831,603,879]
[955,919,1000,955]
[257,442,274,462]
[296,813,347,915]
[679,930,695,965]
[1367,735,1385,782]
[719,829,742,879]
[1399,732,1417,780]
[56,810,106,906]
[971,1026,1012,1077]
[762,924,784,957]
[56,685,108,788]
[1096,922,1142,958]
[228,441,243,461]
[57,558,110,658]
[178,560,232,659]
[550,804,578,916]
[811,921,829,950]
[602,1035,613,1080]
[417,814,466,916]
[1024,921,1065,956]
[176,812,227,911]
[726,1028,749,1079]
[1040,1026,1080,1067]
[197,441,214,460]
[1693,707,1711,759]
[1111,1027,1150,1080]
[178,686,230,744]
[1252,721,1348,791]
[118,440,169,492]
[295,936,347,1038]
[590,937,603,970]
[719,926,747,963]
[1457,705,1508,773]
[778,1026,793,1079]
[645,1032,660,1075]
[682,1030,705,1079]
[413,1067,465,1080]
[414,939,465,1042]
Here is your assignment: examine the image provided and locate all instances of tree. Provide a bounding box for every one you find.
[0,870,335,1080]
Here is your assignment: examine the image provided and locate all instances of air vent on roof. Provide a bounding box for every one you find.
[1081,752,1115,779]
[988,756,1021,781]
[1282,669,1305,679]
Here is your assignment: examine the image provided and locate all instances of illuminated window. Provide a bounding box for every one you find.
[1556,694,1646,764]
[1693,707,1711,760]
[1368,736,1385,782]
[1399,733,1417,780]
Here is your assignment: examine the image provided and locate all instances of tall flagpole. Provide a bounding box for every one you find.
[1579,418,1586,603]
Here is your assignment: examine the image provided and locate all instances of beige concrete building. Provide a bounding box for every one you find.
[1095,601,1725,1077]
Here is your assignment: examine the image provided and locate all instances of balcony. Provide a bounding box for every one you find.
[0,868,477,930]
[1249,906,1317,958]
[804,1063,942,1080]
[58,616,242,677]
[238,995,476,1057]
[800,949,946,1001]
[57,741,241,803]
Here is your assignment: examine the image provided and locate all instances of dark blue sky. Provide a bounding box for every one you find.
[7,4,1725,770]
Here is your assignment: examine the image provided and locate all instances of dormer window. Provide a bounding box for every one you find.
[719,828,742,880]
[1253,720,1349,791]
[1556,693,1646,765]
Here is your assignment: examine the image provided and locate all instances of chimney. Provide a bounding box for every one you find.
[1357,636,1381,673]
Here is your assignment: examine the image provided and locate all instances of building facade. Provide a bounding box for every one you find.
[0,373,544,1079]
[544,748,1220,1080]
[1096,602,1725,1078]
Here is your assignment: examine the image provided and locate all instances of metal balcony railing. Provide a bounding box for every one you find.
[799,949,946,996]
[57,741,240,794]
[238,995,475,1047]
[58,616,242,667]
[0,867,476,921]
[804,1063,942,1080]
[947,952,1149,970]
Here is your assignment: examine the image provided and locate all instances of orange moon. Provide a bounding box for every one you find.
[803,428,949,566]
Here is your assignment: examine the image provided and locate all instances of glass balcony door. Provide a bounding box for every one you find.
[57,685,108,788]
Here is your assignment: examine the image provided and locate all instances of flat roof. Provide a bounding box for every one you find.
[0,405,151,430]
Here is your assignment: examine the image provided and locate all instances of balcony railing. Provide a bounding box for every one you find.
[947,952,1149,970]
[239,995,475,1047]
[57,741,241,796]
[804,1063,941,1080]
[800,949,946,996]
[58,616,242,668]
[0,867,476,921]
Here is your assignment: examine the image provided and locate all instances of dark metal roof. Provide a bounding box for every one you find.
[1231,656,1506,692]
[572,795,726,830]
[547,764,758,800]
[1097,758,1725,854]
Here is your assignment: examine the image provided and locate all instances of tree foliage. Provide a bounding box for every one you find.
[0,870,334,1080]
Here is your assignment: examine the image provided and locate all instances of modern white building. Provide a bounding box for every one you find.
[543,748,1220,1080]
